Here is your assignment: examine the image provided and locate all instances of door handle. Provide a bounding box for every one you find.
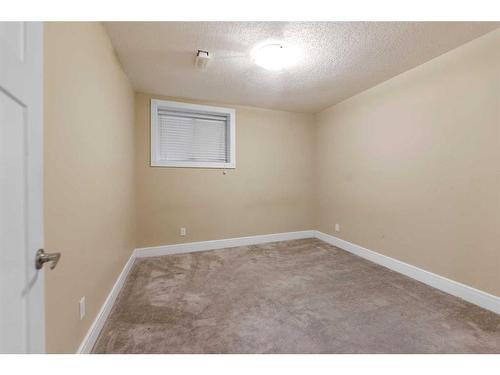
[35,249,61,270]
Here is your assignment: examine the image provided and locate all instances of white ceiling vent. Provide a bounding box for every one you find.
[195,50,210,69]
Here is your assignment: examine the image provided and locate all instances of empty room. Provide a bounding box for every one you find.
[1,2,500,370]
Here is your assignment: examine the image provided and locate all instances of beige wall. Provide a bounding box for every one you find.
[135,93,315,247]
[315,29,500,296]
[44,22,136,353]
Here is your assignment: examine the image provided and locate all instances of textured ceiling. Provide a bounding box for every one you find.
[104,22,499,113]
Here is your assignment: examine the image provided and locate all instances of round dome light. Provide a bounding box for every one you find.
[252,43,300,71]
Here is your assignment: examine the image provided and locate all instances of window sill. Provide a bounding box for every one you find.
[150,161,236,169]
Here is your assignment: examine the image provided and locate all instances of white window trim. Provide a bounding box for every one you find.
[150,99,236,169]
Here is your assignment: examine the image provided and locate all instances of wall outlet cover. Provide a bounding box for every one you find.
[79,296,86,320]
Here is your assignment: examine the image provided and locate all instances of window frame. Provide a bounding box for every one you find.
[150,99,236,169]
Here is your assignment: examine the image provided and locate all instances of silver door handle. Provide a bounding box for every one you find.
[35,249,61,270]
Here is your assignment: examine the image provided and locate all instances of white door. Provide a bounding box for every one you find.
[0,22,45,353]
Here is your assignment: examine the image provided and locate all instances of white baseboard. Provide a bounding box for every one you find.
[133,230,316,258]
[76,254,137,354]
[77,229,499,352]
[314,231,500,315]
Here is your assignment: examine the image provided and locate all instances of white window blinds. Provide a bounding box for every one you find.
[151,100,236,168]
[158,110,228,163]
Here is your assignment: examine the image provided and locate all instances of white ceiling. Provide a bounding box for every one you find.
[105,22,499,113]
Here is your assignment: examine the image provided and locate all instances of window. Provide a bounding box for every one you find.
[151,99,236,168]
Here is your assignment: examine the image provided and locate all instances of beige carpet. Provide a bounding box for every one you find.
[92,238,500,353]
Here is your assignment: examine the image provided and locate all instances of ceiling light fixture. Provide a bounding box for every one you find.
[252,43,300,71]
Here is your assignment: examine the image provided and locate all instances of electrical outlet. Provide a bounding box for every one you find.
[79,296,86,320]
[180,227,187,236]
[335,223,340,232]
